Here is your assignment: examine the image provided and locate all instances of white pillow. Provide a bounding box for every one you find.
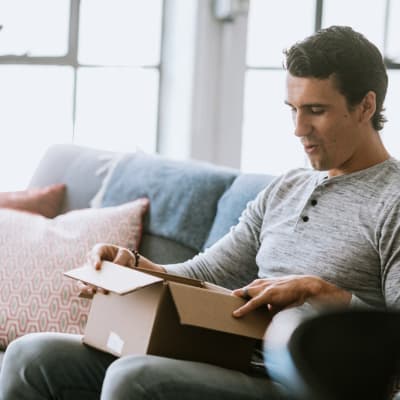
[0,198,149,348]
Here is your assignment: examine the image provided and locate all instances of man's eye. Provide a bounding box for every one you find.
[310,107,324,114]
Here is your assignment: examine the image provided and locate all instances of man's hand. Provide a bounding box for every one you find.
[78,243,166,298]
[88,243,137,270]
[232,275,352,317]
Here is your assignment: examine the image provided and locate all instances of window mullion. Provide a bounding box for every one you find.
[0,55,69,65]
[67,0,80,67]
[68,0,80,142]
[315,0,323,31]
[383,0,390,59]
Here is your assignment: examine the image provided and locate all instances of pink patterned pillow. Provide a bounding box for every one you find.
[0,198,149,348]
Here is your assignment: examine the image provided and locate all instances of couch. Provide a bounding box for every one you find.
[28,143,276,267]
[0,143,275,365]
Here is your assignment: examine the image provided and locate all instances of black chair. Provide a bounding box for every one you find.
[280,310,400,400]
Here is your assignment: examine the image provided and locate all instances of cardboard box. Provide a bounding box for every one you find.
[65,261,271,372]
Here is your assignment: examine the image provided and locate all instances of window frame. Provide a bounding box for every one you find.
[0,0,164,145]
[244,0,400,92]
[241,0,400,173]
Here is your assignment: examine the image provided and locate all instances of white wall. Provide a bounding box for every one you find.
[159,0,249,169]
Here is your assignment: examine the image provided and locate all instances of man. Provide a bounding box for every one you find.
[1,26,399,400]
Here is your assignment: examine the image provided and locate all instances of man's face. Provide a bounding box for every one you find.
[285,73,365,176]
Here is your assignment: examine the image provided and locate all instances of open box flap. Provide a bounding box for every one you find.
[168,282,271,339]
[136,267,204,288]
[64,261,163,294]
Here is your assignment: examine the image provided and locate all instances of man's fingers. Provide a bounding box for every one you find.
[232,283,266,299]
[87,251,102,270]
[232,295,267,318]
[76,280,87,291]
[113,248,135,268]
[77,281,109,298]
[87,243,118,270]
[232,287,249,298]
[77,281,96,299]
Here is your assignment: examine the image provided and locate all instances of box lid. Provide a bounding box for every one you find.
[64,261,163,294]
[168,282,271,339]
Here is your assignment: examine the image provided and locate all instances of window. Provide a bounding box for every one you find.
[241,0,400,174]
[0,0,163,190]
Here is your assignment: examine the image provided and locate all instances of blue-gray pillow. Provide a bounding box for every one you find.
[203,173,276,249]
[101,152,238,251]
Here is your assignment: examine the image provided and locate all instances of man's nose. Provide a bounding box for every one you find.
[293,111,312,137]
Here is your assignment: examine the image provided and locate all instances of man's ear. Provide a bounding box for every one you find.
[359,91,376,124]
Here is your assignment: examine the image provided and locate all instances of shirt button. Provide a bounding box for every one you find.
[311,199,318,206]
[302,216,309,222]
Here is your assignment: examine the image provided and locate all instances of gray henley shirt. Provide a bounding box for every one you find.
[165,157,400,310]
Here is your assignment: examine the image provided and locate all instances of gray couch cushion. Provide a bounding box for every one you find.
[203,173,276,249]
[28,144,117,213]
[101,152,237,251]
[139,234,198,264]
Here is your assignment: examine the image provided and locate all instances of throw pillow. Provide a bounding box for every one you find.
[0,198,149,348]
[0,183,66,218]
[203,174,276,249]
[99,151,237,251]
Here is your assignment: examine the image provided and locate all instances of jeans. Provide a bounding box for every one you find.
[0,332,286,400]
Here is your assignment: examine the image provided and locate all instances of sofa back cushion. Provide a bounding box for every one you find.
[101,152,238,251]
[139,234,198,264]
[203,173,276,249]
[28,144,118,213]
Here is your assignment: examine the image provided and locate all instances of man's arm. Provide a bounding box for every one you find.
[163,185,273,288]
[380,199,400,310]
[81,183,273,292]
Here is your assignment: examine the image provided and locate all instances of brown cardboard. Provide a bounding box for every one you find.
[64,261,163,294]
[168,282,269,338]
[64,262,271,372]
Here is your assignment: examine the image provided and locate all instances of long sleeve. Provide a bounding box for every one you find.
[378,198,400,309]
[164,186,271,289]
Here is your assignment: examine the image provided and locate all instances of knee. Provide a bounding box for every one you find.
[1,332,81,378]
[0,333,65,398]
[2,333,48,371]
[102,355,171,400]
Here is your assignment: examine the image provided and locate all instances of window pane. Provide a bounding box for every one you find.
[246,0,316,67]
[78,0,163,66]
[241,70,306,175]
[386,0,400,62]
[0,0,70,56]
[74,67,159,153]
[322,0,385,52]
[382,70,400,160]
[0,66,74,190]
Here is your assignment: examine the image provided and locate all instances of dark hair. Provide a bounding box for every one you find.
[284,26,388,131]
